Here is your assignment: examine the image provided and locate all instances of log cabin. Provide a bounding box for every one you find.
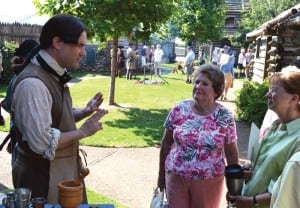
[246,3,300,83]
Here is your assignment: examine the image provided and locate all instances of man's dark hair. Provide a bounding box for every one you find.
[18,14,86,72]
[40,14,86,49]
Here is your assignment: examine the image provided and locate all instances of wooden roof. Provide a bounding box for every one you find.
[246,3,300,41]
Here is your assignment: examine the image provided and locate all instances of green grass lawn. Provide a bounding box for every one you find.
[71,67,192,147]
[87,188,128,208]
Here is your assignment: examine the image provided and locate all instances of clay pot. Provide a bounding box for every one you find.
[58,180,83,208]
[58,168,89,208]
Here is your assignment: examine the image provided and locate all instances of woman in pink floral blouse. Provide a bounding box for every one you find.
[157,64,239,208]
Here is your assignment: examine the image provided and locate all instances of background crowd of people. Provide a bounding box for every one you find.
[111,43,165,80]
[178,45,255,101]
[110,42,255,93]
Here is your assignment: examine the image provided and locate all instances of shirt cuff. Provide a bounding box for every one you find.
[43,128,61,160]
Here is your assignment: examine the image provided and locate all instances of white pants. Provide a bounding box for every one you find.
[142,56,146,66]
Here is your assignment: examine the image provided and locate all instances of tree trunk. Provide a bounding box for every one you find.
[108,33,118,105]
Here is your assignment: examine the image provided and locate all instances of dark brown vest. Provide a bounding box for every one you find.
[13,61,78,155]
[12,61,79,200]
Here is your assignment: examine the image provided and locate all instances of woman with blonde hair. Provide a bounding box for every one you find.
[229,67,300,208]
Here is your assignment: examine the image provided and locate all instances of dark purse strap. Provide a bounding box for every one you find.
[0,133,10,151]
[0,102,4,126]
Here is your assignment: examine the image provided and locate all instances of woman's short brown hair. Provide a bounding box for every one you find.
[193,64,224,100]
[268,71,300,95]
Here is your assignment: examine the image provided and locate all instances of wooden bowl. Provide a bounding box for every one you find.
[58,180,83,208]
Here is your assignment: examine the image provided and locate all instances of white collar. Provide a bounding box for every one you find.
[36,50,67,76]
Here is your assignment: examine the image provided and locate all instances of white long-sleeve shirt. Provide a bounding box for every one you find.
[154,48,164,63]
[184,50,195,66]
[12,50,63,160]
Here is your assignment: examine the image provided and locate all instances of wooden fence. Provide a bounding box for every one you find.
[0,23,177,73]
[0,22,41,44]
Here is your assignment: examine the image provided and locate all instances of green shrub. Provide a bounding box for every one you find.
[1,41,16,84]
[236,80,269,127]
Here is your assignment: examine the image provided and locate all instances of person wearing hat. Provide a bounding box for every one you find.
[0,39,39,163]
[2,39,39,112]
[11,14,108,203]
[13,39,39,68]
[2,39,39,114]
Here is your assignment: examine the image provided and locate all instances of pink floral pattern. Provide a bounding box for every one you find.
[164,99,237,179]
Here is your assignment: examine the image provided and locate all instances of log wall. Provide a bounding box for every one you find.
[248,3,300,83]
[251,20,300,83]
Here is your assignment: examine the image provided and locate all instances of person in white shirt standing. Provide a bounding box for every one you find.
[237,48,246,78]
[153,44,164,76]
[141,44,148,67]
[184,46,195,84]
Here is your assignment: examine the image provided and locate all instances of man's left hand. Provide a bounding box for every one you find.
[86,92,104,113]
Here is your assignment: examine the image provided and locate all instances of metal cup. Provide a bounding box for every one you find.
[224,164,245,196]
[14,188,31,208]
[31,197,46,208]
[6,192,15,208]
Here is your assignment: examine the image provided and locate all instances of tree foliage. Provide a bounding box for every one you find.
[155,20,180,42]
[33,0,176,42]
[33,0,176,105]
[238,0,299,44]
[172,0,226,44]
[0,41,17,84]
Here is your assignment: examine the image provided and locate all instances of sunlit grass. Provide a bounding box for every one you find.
[71,68,192,147]
[0,69,192,147]
[87,188,128,208]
